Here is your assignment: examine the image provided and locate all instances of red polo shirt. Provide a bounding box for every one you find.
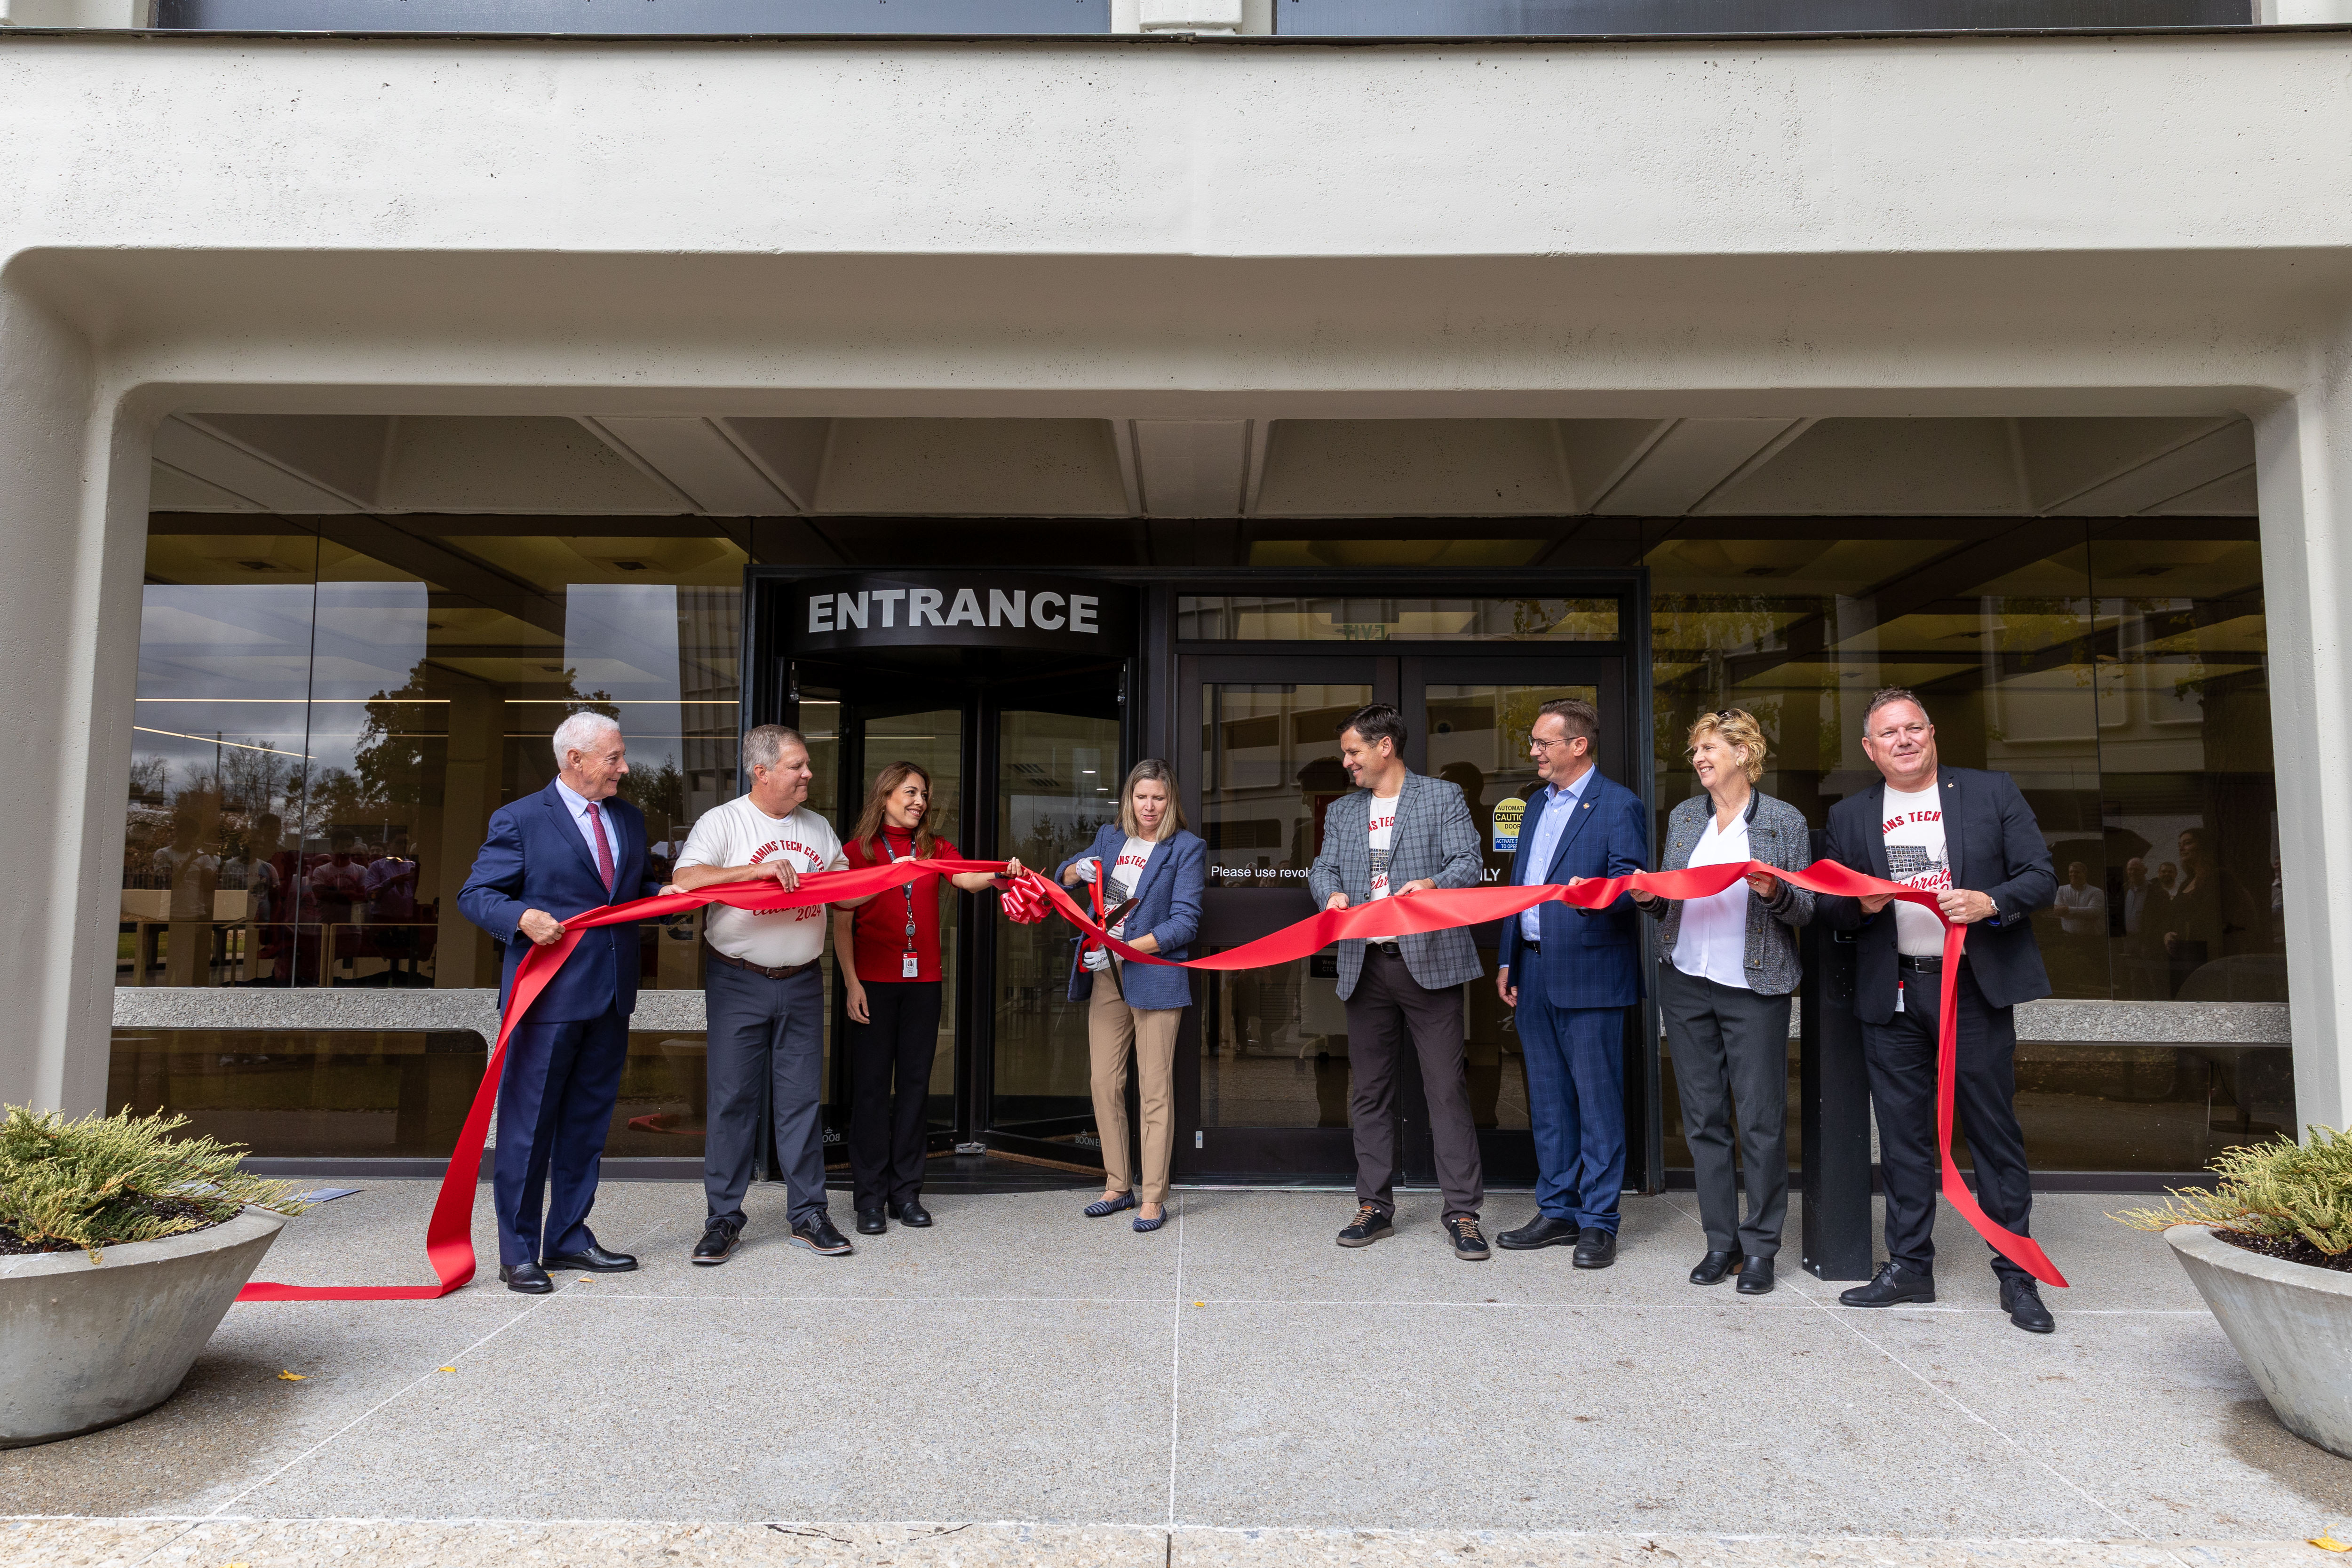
[841,828,960,984]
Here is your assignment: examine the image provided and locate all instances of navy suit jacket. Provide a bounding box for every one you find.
[458,780,661,1023]
[1497,769,1650,1009]
[1818,766,2055,1023]
[1056,825,1206,1012]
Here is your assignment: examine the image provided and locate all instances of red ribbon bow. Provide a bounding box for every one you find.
[237,855,2062,1300]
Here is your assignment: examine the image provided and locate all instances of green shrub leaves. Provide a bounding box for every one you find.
[0,1105,307,1264]
[2112,1125,2352,1258]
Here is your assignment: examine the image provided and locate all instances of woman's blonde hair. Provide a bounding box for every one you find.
[1687,708,1769,785]
[1117,758,1186,843]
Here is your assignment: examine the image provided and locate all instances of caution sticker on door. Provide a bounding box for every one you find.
[1491,796,1525,855]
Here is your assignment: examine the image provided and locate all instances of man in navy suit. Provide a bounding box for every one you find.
[459,711,662,1294]
[1494,698,1649,1267]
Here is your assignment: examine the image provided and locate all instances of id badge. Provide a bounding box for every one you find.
[902,952,920,979]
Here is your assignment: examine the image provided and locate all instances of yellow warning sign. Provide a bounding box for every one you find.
[1491,796,1526,855]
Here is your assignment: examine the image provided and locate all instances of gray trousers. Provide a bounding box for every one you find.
[704,959,829,1229]
[1658,960,1791,1258]
[1344,946,1485,1219]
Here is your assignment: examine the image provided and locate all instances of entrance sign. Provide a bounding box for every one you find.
[794,573,1134,654]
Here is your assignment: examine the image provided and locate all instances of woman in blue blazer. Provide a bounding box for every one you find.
[1055,758,1205,1234]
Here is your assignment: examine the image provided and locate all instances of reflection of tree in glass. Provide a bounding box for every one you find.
[127,756,171,804]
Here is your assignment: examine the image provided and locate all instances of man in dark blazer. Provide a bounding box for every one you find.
[1494,698,1649,1267]
[459,711,662,1294]
[1308,702,1489,1261]
[1818,687,2059,1334]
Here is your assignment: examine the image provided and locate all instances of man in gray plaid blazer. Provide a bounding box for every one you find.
[1308,702,1490,1261]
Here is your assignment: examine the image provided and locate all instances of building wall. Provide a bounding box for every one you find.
[3,30,2352,1130]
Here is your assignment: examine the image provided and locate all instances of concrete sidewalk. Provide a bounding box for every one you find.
[5,1183,2349,1566]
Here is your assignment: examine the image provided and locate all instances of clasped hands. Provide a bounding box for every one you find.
[1859,885,1997,924]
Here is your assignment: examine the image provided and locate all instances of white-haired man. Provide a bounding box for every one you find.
[459,711,663,1294]
[667,724,853,1263]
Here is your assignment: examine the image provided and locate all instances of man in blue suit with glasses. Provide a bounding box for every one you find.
[1494,697,1649,1267]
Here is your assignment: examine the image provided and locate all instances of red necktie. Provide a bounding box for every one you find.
[585,801,616,892]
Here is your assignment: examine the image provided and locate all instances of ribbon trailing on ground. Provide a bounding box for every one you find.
[237,854,2063,1301]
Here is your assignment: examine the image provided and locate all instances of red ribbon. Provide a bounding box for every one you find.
[237,854,2062,1299]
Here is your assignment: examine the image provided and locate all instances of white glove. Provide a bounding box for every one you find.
[1072,858,1101,884]
[1082,946,1112,972]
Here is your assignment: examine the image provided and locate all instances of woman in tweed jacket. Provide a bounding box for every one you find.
[1632,709,1813,1297]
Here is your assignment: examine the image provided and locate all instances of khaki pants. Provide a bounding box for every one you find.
[1087,963,1182,1204]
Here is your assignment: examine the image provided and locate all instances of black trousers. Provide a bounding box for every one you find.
[1657,962,1790,1258]
[1344,947,1484,1220]
[1860,962,2035,1282]
[848,980,943,1210]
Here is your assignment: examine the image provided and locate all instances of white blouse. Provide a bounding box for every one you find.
[1673,811,1754,991]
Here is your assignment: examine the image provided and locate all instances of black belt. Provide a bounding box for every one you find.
[1897,953,1946,974]
[1520,939,1539,952]
[1369,940,1403,957]
[704,940,818,981]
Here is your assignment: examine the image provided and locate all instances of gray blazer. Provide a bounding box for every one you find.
[1640,789,1815,997]
[1307,770,1485,1000]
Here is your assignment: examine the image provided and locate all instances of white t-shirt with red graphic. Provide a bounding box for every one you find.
[1106,834,1155,938]
[1367,793,1400,900]
[1880,781,1950,957]
[676,796,847,969]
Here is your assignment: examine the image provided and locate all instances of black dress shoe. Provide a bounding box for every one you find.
[1689,1249,1740,1285]
[1495,1214,1580,1250]
[890,1198,933,1227]
[2001,1275,2055,1334]
[1839,1262,1936,1307]
[541,1243,637,1273]
[856,1207,888,1236]
[691,1218,741,1266]
[1572,1226,1618,1269]
[1736,1255,1776,1295]
[791,1214,854,1256]
[498,1261,553,1294]
[1336,1204,1394,1247]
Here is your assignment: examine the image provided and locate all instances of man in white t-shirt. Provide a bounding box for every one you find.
[1820,688,2058,1334]
[668,724,851,1265]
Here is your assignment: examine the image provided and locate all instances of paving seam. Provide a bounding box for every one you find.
[1168,1194,1186,1530]
[121,1209,684,1568]
[1783,1256,2193,1567]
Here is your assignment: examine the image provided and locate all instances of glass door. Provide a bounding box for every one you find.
[978,671,1125,1160]
[1179,657,1387,1177]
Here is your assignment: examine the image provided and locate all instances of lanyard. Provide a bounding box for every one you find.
[879,835,919,948]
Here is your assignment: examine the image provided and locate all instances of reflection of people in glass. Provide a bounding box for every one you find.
[1058,759,1206,1234]
[2166,827,2257,994]
[365,829,419,921]
[2117,857,2170,999]
[2054,862,2106,939]
[308,828,367,930]
[1634,710,1812,1296]
[155,807,220,986]
[832,760,1019,1237]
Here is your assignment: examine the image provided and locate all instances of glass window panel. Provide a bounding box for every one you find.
[850,708,965,1114]
[1176,596,1618,643]
[991,707,1121,1144]
[108,1028,485,1157]
[1198,680,1371,1130]
[1650,514,2288,1173]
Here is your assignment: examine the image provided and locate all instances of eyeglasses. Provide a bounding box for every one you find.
[1528,732,1581,751]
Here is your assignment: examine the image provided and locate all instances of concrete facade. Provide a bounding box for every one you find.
[4,28,2352,1128]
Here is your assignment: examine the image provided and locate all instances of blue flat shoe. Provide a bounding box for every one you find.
[1133,1204,1167,1233]
[1084,1192,1139,1218]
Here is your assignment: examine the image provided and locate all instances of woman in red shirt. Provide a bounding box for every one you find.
[834,761,1020,1236]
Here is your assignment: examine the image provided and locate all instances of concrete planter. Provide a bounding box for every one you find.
[0,1206,286,1448]
[2165,1223,2352,1459]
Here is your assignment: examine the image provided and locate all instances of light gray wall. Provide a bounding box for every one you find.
[2,30,2351,1126]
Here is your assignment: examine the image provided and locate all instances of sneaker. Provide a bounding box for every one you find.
[1336,1204,1395,1248]
[790,1214,854,1256]
[690,1217,741,1266]
[1447,1215,1490,1261]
